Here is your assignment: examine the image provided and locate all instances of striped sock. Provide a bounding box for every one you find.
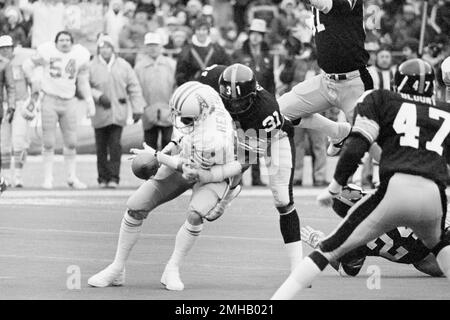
[167,221,203,268]
[111,212,143,271]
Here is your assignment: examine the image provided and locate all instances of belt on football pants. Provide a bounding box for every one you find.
[326,69,362,81]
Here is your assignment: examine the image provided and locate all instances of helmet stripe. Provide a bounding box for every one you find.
[173,82,200,113]
[178,84,203,115]
[418,59,426,94]
[230,64,238,99]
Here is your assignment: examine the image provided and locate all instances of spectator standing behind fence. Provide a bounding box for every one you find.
[232,18,275,186]
[0,36,36,188]
[104,0,128,51]
[0,36,16,188]
[30,0,65,48]
[135,33,175,151]
[89,35,145,189]
[119,4,154,66]
[175,16,231,85]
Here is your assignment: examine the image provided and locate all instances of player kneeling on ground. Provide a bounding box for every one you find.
[272,58,450,299]
[88,82,243,291]
[302,184,450,278]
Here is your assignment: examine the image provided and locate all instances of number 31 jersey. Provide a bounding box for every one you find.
[352,89,450,187]
[36,42,90,99]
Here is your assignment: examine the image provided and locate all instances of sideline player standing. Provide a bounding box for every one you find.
[272,59,450,299]
[278,0,374,155]
[23,31,95,189]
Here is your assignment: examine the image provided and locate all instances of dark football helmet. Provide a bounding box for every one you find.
[393,58,435,97]
[218,63,257,115]
[332,184,368,219]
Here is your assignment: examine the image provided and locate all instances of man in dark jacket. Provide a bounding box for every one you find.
[175,16,231,85]
[232,18,275,186]
[232,18,275,94]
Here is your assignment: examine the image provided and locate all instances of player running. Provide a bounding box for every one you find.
[272,58,450,299]
[278,0,374,156]
[302,185,450,278]
[23,30,95,189]
[88,82,242,291]
[198,63,304,271]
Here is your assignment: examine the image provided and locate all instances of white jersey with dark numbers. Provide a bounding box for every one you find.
[35,42,90,99]
[180,101,236,170]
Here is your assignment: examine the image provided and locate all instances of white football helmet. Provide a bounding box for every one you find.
[170,81,222,133]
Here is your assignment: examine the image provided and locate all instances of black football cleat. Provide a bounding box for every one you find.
[340,257,366,277]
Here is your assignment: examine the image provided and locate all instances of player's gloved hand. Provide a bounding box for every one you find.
[129,142,157,160]
[5,107,15,123]
[182,163,200,182]
[86,97,96,118]
[132,112,142,123]
[98,94,111,109]
[22,99,36,121]
[317,179,342,207]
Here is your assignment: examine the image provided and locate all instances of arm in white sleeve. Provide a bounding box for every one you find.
[196,161,243,184]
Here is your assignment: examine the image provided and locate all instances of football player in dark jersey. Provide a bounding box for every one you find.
[197,63,303,271]
[272,58,450,299]
[302,185,449,278]
[278,0,374,156]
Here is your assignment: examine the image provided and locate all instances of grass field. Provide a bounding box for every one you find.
[0,156,449,300]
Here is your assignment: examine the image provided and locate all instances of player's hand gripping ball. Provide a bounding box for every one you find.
[131,152,159,180]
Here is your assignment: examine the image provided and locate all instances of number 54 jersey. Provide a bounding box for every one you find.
[35,42,91,99]
[352,89,450,188]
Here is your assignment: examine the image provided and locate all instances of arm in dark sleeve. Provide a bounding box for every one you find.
[329,0,356,15]
[333,133,371,186]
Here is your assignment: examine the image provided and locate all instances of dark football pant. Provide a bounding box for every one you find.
[319,173,448,263]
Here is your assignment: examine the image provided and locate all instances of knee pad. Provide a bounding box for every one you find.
[187,210,204,225]
[127,209,150,221]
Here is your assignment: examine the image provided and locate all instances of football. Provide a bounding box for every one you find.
[131,153,159,180]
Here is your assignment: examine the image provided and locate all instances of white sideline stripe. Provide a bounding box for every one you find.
[1,188,331,198]
[0,226,281,243]
[0,254,288,272]
[2,188,450,199]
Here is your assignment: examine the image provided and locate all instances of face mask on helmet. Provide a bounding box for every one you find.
[221,92,255,115]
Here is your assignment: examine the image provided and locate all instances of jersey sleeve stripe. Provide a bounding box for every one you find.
[352,115,379,144]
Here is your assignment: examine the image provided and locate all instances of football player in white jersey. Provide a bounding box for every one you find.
[88,82,243,291]
[442,56,450,103]
[23,30,95,189]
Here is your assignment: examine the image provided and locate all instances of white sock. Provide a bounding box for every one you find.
[111,212,143,271]
[42,150,54,182]
[300,114,349,139]
[167,221,203,269]
[436,246,450,280]
[271,256,322,300]
[64,148,77,181]
[285,241,303,272]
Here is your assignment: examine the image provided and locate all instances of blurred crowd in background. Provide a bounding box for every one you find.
[0,0,449,188]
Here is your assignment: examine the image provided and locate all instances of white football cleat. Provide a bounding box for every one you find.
[301,226,325,249]
[88,265,125,288]
[160,265,184,291]
[327,122,352,157]
[42,178,53,190]
[68,177,87,190]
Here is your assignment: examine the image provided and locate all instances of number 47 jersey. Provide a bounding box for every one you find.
[353,89,450,187]
[35,42,91,99]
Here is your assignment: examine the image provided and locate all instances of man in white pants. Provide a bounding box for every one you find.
[23,30,95,189]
